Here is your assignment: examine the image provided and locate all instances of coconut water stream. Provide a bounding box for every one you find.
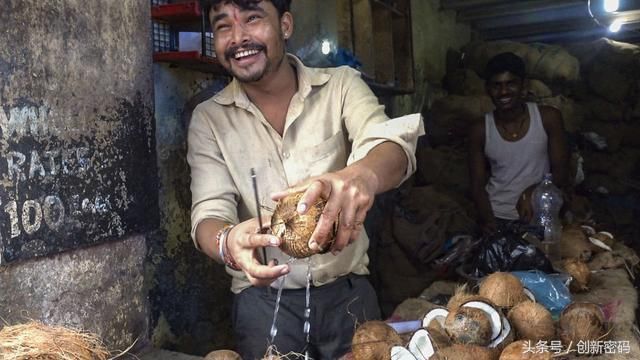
[268,257,313,359]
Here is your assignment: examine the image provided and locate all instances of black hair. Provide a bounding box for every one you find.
[484,52,526,81]
[203,0,292,18]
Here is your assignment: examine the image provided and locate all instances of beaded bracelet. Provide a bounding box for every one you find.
[215,224,241,271]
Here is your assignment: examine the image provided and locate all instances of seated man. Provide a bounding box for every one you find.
[469,52,570,234]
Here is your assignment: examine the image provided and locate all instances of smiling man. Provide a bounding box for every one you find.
[469,52,569,235]
[187,0,424,358]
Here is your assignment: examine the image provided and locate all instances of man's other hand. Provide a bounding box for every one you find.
[226,216,290,287]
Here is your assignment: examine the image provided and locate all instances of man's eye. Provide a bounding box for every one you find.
[216,24,230,32]
[248,15,261,22]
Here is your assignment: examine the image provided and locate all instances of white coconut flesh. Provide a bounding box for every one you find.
[589,237,613,251]
[597,231,614,239]
[390,345,417,360]
[422,308,449,329]
[523,288,536,302]
[460,301,502,342]
[489,315,512,348]
[408,329,435,360]
[581,225,596,235]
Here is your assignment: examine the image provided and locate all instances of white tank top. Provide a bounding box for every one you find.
[485,102,550,220]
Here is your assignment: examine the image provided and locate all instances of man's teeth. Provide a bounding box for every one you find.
[234,49,259,59]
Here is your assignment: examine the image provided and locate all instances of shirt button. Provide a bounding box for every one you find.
[282,151,290,159]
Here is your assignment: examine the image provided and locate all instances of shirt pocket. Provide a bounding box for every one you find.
[298,130,347,178]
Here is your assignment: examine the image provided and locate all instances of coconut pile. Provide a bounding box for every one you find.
[418,37,640,254]
[354,272,612,359]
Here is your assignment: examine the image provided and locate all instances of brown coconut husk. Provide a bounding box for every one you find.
[446,284,476,311]
[499,340,552,360]
[445,306,493,346]
[262,345,306,360]
[478,272,527,309]
[558,302,607,349]
[558,226,592,262]
[507,301,555,342]
[562,258,591,292]
[271,192,336,258]
[431,343,498,360]
[351,321,403,360]
[0,321,110,360]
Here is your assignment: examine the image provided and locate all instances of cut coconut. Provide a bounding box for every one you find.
[408,329,435,360]
[390,346,417,360]
[478,272,527,308]
[597,231,614,239]
[422,308,449,329]
[589,237,613,252]
[352,321,403,360]
[507,301,555,342]
[580,225,596,236]
[462,300,503,342]
[559,302,606,350]
[489,315,512,348]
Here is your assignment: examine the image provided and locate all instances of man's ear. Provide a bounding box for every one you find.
[281,11,293,39]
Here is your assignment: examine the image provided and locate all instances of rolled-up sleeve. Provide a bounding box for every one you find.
[340,68,425,185]
[187,105,240,248]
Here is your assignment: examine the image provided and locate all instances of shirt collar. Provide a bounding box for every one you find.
[213,53,332,108]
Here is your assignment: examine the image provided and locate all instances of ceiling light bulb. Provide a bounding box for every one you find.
[321,40,331,55]
[604,0,619,12]
[609,19,623,32]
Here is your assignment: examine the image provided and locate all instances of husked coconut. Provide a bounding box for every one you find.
[559,302,607,349]
[351,321,403,360]
[562,258,591,292]
[499,340,552,360]
[558,226,592,261]
[507,301,555,342]
[445,306,493,346]
[271,192,336,258]
[479,272,527,308]
[431,344,497,360]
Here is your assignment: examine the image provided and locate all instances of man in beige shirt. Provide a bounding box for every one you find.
[188,0,423,358]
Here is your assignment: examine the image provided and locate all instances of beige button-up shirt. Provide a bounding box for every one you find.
[188,54,424,293]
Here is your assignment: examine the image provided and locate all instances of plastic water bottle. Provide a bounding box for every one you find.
[531,173,563,258]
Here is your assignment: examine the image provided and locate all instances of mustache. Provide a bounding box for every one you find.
[224,43,266,60]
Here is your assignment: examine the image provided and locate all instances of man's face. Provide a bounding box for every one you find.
[210,1,290,83]
[486,71,524,111]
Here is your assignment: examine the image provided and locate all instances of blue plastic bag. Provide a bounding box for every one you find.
[512,270,572,317]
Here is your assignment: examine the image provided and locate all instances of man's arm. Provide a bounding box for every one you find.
[188,108,288,286]
[468,118,496,234]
